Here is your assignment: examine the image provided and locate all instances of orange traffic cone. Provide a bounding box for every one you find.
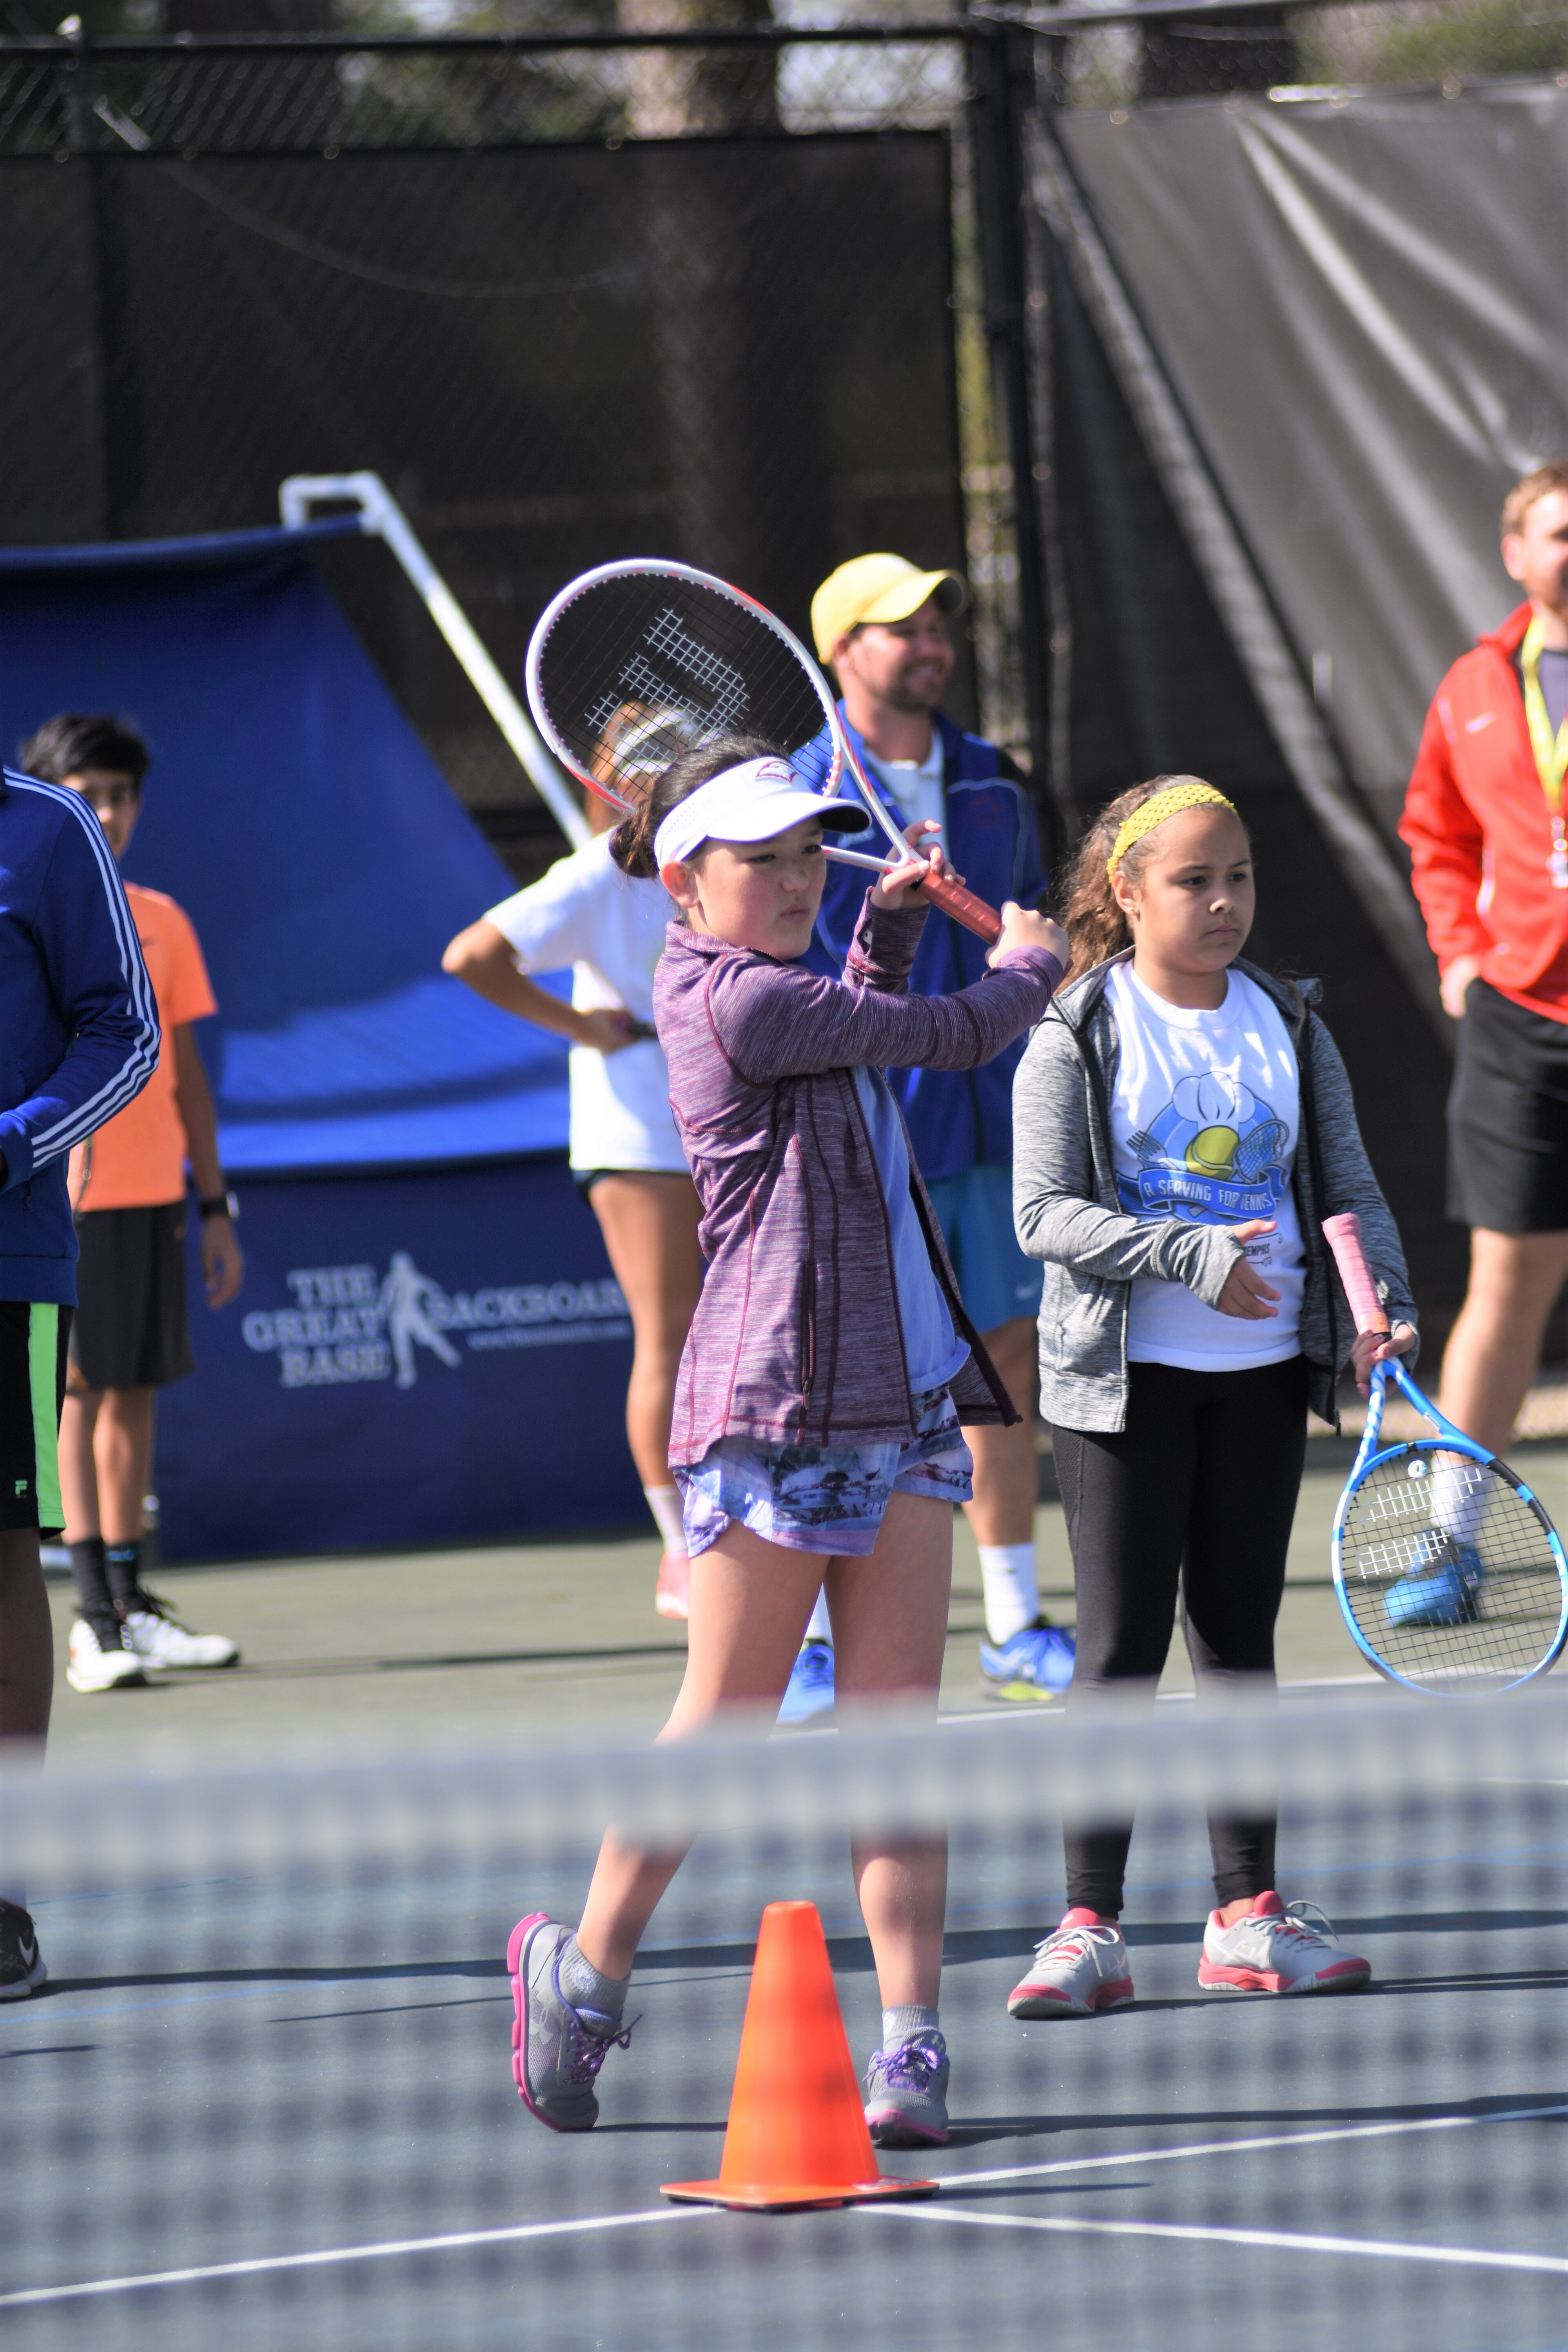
[661,1900,940,2212]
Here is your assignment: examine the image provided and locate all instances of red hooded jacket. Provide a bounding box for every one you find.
[1400,601,1568,1018]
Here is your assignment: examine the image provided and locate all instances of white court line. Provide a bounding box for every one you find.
[8,2108,1565,2309]
[0,2205,714,2311]
[945,2097,1568,2190]
[860,2199,1568,2277]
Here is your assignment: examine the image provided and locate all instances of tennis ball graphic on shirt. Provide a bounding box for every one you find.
[1185,1125,1241,1177]
[1122,1068,1288,1222]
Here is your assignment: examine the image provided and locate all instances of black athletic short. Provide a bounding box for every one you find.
[70,1202,194,1391]
[573,1168,687,1202]
[1447,980,1568,1234]
[0,1301,73,1536]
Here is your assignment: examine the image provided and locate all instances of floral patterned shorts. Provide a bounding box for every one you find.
[675,1387,974,1560]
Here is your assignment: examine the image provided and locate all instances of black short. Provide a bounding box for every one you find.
[70,1202,194,1391]
[1447,980,1568,1234]
[573,1168,687,1202]
[0,1301,72,1536]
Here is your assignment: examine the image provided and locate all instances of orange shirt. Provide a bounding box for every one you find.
[70,886,217,1211]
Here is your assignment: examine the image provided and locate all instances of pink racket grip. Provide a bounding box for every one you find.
[1321,1213,1390,1336]
[913,867,1002,944]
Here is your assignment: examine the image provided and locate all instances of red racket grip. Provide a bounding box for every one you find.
[1321,1212,1390,1335]
[912,866,1003,944]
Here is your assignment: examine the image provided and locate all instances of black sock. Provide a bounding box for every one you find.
[69,1536,113,1618]
[105,1541,142,1610]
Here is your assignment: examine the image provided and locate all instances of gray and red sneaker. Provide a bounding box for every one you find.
[1197,1893,1371,1995]
[1007,1910,1134,2019]
[507,1914,635,2132]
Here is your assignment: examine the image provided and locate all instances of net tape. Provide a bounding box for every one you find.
[8,1687,1566,1886]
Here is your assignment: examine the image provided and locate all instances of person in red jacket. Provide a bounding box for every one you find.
[1401,461,1568,1452]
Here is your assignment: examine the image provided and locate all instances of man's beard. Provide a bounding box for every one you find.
[886,669,947,715]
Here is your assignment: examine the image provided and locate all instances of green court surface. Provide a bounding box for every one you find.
[41,1442,1568,1757]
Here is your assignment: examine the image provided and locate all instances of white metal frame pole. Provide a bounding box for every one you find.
[279,470,590,851]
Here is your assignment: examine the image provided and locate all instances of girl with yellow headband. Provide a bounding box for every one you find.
[1005,775,1419,2018]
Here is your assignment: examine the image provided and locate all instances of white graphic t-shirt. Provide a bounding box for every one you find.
[1107,962,1304,1371]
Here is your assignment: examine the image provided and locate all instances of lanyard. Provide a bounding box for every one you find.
[1521,615,1568,887]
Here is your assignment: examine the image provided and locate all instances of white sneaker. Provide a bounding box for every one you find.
[1198,1892,1371,1995]
[67,1615,147,1693]
[1008,1909,1135,2018]
[122,1592,239,1671]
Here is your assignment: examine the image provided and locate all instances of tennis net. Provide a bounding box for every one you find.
[2,1690,1565,2350]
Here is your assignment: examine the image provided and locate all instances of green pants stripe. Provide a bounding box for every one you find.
[27,1305,62,1535]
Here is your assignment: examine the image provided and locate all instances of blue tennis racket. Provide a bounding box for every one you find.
[1323,1212,1568,1694]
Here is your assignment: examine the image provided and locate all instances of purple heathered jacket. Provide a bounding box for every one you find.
[653,890,1064,1465]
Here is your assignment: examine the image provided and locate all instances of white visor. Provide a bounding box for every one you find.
[653,756,871,871]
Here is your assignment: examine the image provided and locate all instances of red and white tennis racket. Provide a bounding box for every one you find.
[523,559,1003,944]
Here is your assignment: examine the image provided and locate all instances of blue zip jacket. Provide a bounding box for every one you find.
[799,709,1047,1182]
[0,769,159,1303]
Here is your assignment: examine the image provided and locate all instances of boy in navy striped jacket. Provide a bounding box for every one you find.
[0,759,158,2000]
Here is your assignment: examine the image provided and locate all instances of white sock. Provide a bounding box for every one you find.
[882,2003,939,2048]
[978,1543,1039,1644]
[804,1590,833,1645]
[1430,1454,1488,1548]
[643,1485,686,1555]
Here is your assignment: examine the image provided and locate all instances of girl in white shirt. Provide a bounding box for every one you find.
[1007,776,1419,2017]
[444,794,700,1619]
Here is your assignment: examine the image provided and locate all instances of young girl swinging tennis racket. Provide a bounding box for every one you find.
[508,741,1066,2148]
[1008,777,1416,2015]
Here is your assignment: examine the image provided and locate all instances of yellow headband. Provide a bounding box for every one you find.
[1106,782,1238,879]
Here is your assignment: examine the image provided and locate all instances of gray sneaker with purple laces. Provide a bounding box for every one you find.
[508,1914,635,2132]
[863,2031,950,2148]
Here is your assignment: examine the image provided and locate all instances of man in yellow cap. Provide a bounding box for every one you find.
[776,553,1073,1727]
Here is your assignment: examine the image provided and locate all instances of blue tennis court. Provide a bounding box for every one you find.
[3,1700,1565,2352]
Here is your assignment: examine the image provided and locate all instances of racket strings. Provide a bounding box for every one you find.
[532,573,831,810]
[1338,1445,1564,1688]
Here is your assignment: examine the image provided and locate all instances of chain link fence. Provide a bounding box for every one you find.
[1,5,1556,866]
[0,25,1040,869]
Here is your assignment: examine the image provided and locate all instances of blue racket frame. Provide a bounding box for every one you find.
[1331,1356,1568,1692]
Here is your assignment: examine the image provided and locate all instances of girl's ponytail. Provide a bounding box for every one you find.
[1060,774,1239,979]
[609,730,781,881]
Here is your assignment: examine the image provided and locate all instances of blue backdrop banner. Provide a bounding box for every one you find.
[0,523,646,1558]
[157,1157,643,1561]
[0,523,572,1173]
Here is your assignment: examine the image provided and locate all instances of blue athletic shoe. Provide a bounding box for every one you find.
[1385,1535,1483,1629]
[979,1617,1076,1702]
[777,1638,835,1728]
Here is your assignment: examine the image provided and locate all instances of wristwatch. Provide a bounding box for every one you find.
[198,1190,240,1222]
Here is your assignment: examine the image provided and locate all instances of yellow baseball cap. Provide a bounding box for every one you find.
[810,554,967,664]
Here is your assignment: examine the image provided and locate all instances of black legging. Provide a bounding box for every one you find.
[1051,1353,1308,1915]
